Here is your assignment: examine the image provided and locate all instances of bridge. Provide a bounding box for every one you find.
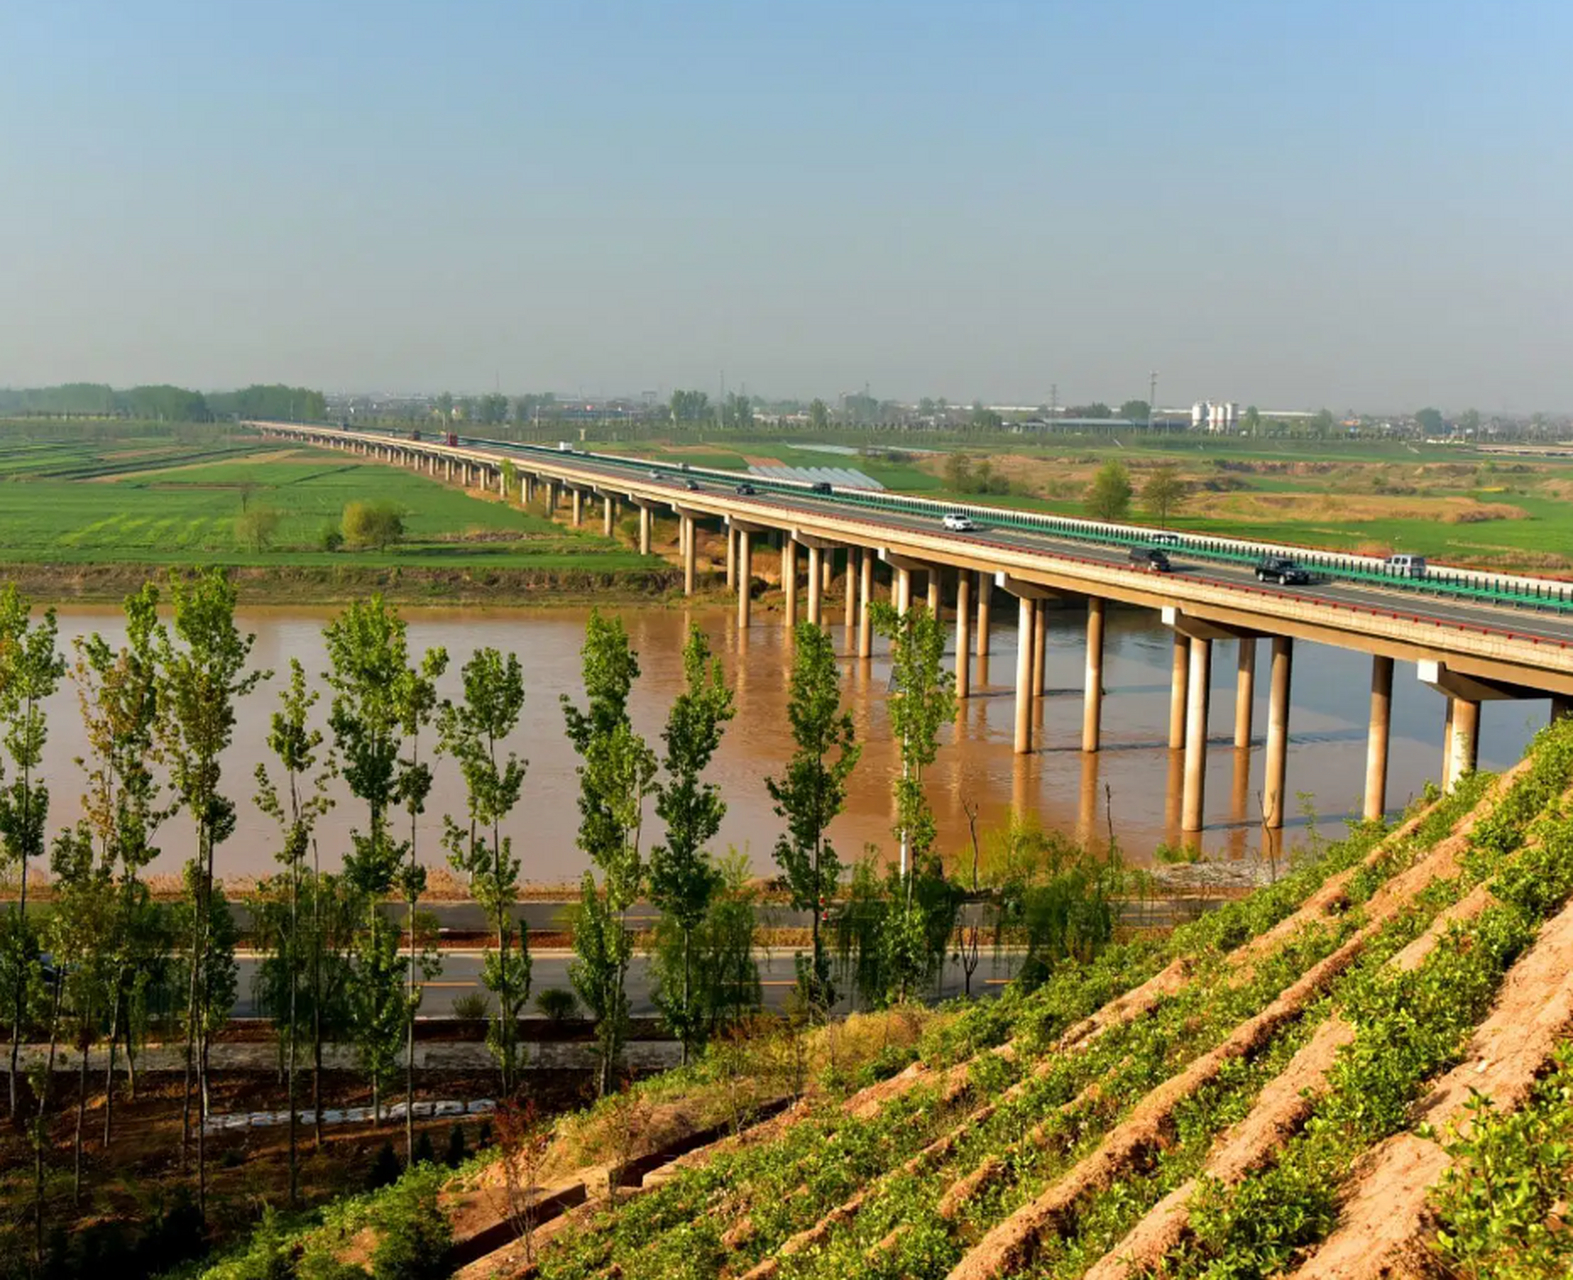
[248,421,1573,841]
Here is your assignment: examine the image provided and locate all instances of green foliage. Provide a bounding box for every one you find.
[535,986,579,1023]
[941,452,1011,495]
[443,1123,469,1169]
[650,852,761,1049]
[766,622,861,1014]
[562,611,656,1094]
[1429,1045,1573,1278]
[234,504,282,552]
[364,1141,402,1192]
[1140,463,1188,526]
[649,624,736,1056]
[1085,460,1134,520]
[341,500,405,551]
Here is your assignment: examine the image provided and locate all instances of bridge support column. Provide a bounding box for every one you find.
[1364,655,1394,821]
[1031,601,1047,698]
[1234,638,1256,749]
[497,469,505,496]
[976,571,992,660]
[858,550,874,658]
[724,526,736,589]
[1014,595,1035,755]
[680,516,696,595]
[1182,636,1212,833]
[1168,632,1190,751]
[927,568,941,617]
[736,531,752,630]
[807,545,823,625]
[603,496,615,538]
[844,551,856,637]
[1083,598,1105,753]
[1553,694,1573,724]
[895,566,912,615]
[782,540,798,629]
[1445,696,1480,791]
[444,458,453,483]
[1264,637,1294,829]
[638,505,651,556]
[823,553,833,599]
[955,571,972,699]
[571,489,584,527]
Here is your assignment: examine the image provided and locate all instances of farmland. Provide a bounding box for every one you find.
[0,423,663,601]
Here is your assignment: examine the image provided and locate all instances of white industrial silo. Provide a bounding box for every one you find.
[1192,402,1207,430]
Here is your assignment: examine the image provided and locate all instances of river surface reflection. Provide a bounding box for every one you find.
[31,604,1546,884]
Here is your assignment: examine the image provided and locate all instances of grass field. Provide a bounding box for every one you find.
[0,427,654,577]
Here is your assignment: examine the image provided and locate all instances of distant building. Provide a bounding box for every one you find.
[1192,401,1239,432]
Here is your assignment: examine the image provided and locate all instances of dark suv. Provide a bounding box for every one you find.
[1255,556,1310,585]
[809,481,833,495]
[1129,547,1172,573]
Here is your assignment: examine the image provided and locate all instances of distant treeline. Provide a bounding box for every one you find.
[0,382,327,422]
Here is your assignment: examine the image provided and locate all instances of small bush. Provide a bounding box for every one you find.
[318,525,345,552]
[370,1173,452,1280]
[475,1118,493,1148]
[443,1122,468,1168]
[365,1140,403,1191]
[535,986,579,1024]
[342,499,405,550]
[452,991,491,1023]
[412,1130,436,1166]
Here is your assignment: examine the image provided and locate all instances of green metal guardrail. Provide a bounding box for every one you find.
[309,425,1573,619]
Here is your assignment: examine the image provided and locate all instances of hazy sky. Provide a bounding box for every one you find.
[4,1,1569,411]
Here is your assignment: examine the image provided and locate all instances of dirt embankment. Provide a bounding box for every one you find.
[0,561,683,607]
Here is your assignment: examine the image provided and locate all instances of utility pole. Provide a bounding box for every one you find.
[1149,370,1158,430]
[1049,383,1058,423]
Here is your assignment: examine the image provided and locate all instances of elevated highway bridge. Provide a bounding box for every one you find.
[248,421,1573,841]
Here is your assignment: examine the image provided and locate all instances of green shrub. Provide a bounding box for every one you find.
[411,1131,436,1167]
[317,524,344,553]
[369,1173,451,1280]
[535,986,579,1024]
[443,1123,467,1169]
[451,991,491,1023]
[364,1141,402,1192]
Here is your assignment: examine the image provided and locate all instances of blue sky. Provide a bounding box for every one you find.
[3,1,1569,410]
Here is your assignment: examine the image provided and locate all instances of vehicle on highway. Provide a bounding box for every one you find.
[1385,553,1427,578]
[809,481,833,495]
[684,479,700,491]
[1256,555,1311,585]
[445,431,458,447]
[648,469,662,480]
[734,482,757,496]
[1129,546,1172,573]
[941,512,976,532]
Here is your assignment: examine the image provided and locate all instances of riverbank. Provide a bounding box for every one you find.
[0,559,689,606]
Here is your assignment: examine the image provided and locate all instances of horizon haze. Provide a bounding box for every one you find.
[4,1,1570,412]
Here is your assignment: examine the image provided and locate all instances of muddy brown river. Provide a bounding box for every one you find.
[25,604,1545,885]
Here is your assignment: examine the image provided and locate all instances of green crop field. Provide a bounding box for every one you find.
[0,428,652,573]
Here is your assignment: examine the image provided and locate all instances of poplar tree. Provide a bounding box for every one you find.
[0,587,66,1119]
[870,601,959,1001]
[562,611,656,1096]
[254,658,334,1205]
[157,568,264,1214]
[649,624,735,1060]
[440,648,531,1093]
[765,621,861,1017]
[72,583,169,1145]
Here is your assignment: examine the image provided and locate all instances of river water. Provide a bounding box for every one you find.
[27,604,1546,886]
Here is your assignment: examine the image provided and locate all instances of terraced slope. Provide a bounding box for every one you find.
[477,726,1573,1280]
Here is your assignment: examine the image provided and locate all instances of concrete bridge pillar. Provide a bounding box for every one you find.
[497,468,506,496]
[1181,635,1213,832]
[1168,632,1190,751]
[1445,696,1480,791]
[724,525,736,589]
[603,495,616,538]
[1234,638,1257,750]
[1364,655,1394,821]
[955,571,972,699]
[843,551,857,638]
[927,568,941,617]
[736,530,753,630]
[638,505,652,556]
[1263,637,1294,829]
[1014,596,1035,754]
[976,571,992,660]
[546,481,560,513]
[444,458,453,482]
[822,552,833,599]
[521,473,534,504]
[858,550,874,658]
[782,540,799,629]
[1083,598,1105,752]
[807,545,823,625]
[681,515,696,596]
[571,489,584,527]
[1032,601,1048,698]
[895,565,912,615]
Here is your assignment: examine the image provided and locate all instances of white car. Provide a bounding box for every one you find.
[942,512,976,532]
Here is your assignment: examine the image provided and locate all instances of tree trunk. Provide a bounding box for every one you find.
[124,1021,137,1100]
[103,988,121,1147]
[406,890,416,1165]
[74,1035,88,1204]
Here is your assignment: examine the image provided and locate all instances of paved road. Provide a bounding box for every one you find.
[477,435,1573,647]
[232,948,1027,1019]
